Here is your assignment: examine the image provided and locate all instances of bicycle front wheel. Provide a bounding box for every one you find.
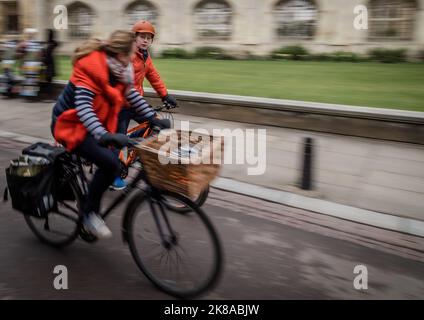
[125,190,223,298]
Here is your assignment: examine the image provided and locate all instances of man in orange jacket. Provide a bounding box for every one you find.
[112,20,176,190]
[131,20,175,102]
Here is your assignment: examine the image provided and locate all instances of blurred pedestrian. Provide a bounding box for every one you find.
[42,29,59,100]
[16,28,42,59]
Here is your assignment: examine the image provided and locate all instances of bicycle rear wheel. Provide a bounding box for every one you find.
[24,176,82,248]
[125,190,223,298]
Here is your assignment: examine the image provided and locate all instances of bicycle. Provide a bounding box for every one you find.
[24,141,223,298]
[116,104,210,213]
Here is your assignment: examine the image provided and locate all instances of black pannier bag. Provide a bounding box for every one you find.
[21,142,75,201]
[5,142,67,218]
[22,142,76,200]
[22,142,65,162]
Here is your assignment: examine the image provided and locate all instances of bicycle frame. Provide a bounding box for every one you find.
[119,121,152,167]
[100,165,146,220]
[60,103,178,218]
[61,104,178,244]
[119,104,175,168]
[69,153,176,245]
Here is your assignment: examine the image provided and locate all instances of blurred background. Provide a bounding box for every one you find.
[0,0,423,109]
[0,0,424,300]
[1,0,423,56]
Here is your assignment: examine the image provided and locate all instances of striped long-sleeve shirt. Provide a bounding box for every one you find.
[74,87,107,140]
[53,82,156,140]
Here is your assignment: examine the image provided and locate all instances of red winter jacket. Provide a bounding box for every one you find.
[53,50,126,151]
[132,49,168,97]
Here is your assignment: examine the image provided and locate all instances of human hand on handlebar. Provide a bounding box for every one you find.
[150,117,171,133]
[162,94,177,109]
[99,132,131,149]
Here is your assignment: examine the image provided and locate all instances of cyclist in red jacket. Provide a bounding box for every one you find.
[52,30,158,238]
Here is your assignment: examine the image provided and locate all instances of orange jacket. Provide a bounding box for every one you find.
[53,50,126,151]
[132,49,168,97]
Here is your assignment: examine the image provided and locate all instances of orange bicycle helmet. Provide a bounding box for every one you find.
[132,20,155,38]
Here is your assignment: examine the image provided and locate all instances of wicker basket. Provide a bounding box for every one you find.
[135,130,224,198]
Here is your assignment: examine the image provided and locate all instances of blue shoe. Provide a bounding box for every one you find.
[110,177,127,191]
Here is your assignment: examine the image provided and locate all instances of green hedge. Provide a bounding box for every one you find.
[193,46,232,59]
[418,50,424,62]
[368,48,407,63]
[161,48,191,59]
[160,46,237,60]
[157,45,416,63]
[270,45,309,60]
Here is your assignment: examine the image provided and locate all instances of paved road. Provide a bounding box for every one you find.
[0,139,423,300]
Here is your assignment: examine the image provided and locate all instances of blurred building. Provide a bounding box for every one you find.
[0,0,423,56]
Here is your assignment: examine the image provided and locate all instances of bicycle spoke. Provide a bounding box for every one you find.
[54,209,79,222]
[140,244,164,260]
[175,241,190,260]
[158,250,168,278]
[172,248,184,283]
[41,227,74,237]
[136,230,160,245]
[58,201,79,215]
[174,246,193,282]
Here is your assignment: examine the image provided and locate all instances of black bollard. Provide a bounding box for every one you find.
[301,137,314,190]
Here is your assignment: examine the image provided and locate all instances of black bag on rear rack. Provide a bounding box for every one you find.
[5,142,66,218]
[22,142,75,202]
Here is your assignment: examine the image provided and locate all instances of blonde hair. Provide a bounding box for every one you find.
[73,30,135,65]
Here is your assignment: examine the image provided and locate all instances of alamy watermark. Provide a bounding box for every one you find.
[156,121,267,176]
[53,265,68,290]
[354,5,368,30]
[353,264,368,290]
[53,5,68,30]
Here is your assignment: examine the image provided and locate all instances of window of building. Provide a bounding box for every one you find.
[369,0,417,40]
[125,1,158,29]
[194,0,232,40]
[274,0,317,39]
[68,2,94,39]
[2,1,19,34]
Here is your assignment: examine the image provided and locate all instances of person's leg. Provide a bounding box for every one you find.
[117,107,132,134]
[75,135,121,214]
[111,108,134,190]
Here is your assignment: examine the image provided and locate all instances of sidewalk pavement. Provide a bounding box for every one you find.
[0,97,423,233]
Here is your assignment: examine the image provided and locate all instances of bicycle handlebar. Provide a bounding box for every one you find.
[154,103,178,112]
[126,139,139,148]
[122,104,176,148]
